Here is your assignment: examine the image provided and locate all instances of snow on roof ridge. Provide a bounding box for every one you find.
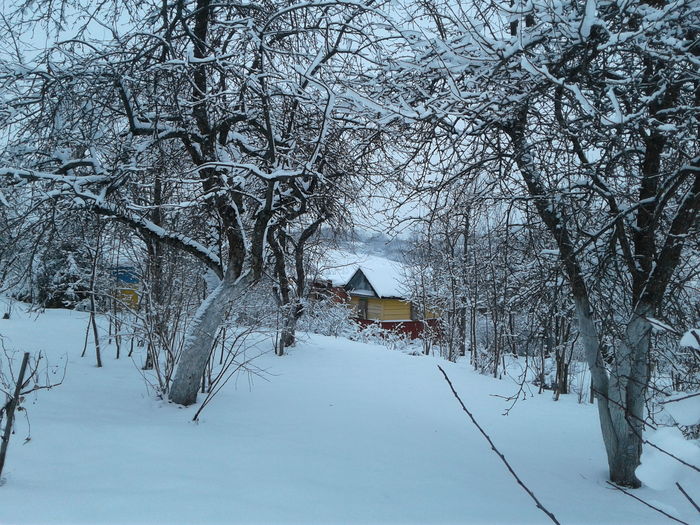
[317,249,408,298]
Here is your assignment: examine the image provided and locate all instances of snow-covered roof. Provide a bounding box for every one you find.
[314,249,358,288]
[315,249,408,298]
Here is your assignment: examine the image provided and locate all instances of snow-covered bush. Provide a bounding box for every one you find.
[33,244,94,308]
[297,298,356,338]
[349,321,412,352]
[298,297,415,352]
[664,330,700,439]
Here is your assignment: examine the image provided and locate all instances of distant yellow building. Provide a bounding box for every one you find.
[115,287,139,308]
[315,251,441,338]
[344,265,439,339]
[112,266,140,308]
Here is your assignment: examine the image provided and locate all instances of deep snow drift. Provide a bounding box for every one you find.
[0,305,697,524]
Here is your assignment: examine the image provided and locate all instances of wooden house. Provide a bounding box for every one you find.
[320,254,440,339]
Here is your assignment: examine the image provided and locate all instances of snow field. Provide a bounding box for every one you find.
[0,305,697,524]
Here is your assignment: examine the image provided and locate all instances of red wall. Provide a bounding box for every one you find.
[353,318,441,340]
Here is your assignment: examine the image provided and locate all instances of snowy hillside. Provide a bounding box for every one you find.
[0,305,696,524]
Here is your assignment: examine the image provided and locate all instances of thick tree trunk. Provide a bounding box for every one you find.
[574,298,650,487]
[168,269,248,406]
[458,305,467,357]
[608,305,651,487]
[574,299,617,476]
[276,301,303,356]
[507,113,655,487]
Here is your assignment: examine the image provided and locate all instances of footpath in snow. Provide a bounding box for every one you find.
[0,305,697,524]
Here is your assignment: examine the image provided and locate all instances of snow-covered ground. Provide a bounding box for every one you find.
[0,305,697,524]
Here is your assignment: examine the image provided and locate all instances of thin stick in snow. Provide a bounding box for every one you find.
[661,392,700,404]
[606,482,690,525]
[437,365,561,525]
[675,482,700,515]
[0,352,30,479]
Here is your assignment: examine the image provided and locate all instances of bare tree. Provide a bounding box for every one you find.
[379,0,700,487]
[0,0,388,405]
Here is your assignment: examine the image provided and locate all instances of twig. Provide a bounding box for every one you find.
[676,482,700,514]
[592,386,658,431]
[437,365,561,525]
[606,482,689,525]
[661,392,700,404]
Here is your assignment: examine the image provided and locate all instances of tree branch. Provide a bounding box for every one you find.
[437,365,561,525]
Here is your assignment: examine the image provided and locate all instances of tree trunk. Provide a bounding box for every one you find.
[470,305,477,367]
[607,304,651,487]
[574,298,650,487]
[168,269,248,406]
[554,351,568,398]
[87,221,103,368]
[144,169,165,370]
[507,112,654,487]
[277,300,303,356]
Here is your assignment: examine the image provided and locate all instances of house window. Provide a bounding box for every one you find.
[358,297,368,320]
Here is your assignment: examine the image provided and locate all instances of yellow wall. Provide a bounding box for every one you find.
[350,296,419,321]
[380,299,412,321]
[367,298,383,320]
[115,288,139,308]
[350,296,361,316]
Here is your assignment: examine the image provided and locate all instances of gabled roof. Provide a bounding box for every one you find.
[316,249,408,299]
[345,268,379,297]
